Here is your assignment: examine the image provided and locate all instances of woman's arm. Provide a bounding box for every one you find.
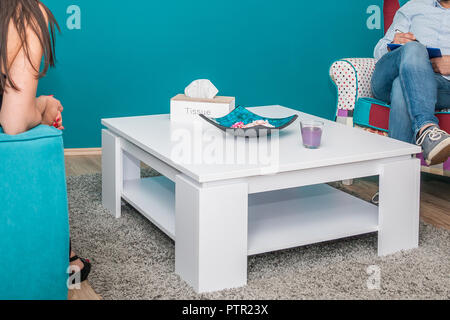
[0,7,59,135]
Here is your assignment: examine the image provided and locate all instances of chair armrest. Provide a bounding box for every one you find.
[0,125,62,143]
[330,58,377,117]
[0,124,68,300]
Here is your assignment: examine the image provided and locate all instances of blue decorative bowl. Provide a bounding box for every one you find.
[199,106,298,137]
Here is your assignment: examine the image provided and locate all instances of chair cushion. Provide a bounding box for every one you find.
[354,98,391,132]
[354,98,450,134]
[384,0,401,33]
[436,112,450,133]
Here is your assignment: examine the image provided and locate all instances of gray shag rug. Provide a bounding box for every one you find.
[68,172,450,300]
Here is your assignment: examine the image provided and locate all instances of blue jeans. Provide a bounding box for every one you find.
[371,42,450,144]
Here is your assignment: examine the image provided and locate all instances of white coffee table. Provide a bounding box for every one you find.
[101,106,421,293]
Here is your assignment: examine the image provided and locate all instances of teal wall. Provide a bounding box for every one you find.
[38,0,384,148]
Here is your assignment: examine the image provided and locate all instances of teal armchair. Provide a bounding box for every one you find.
[0,125,69,300]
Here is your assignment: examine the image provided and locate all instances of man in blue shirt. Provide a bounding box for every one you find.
[372,0,450,165]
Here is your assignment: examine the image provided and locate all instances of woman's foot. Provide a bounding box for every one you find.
[70,251,92,284]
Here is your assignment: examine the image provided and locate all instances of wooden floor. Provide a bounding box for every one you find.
[68,281,102,300]
[65,154,450,300]
[66,156,102,300]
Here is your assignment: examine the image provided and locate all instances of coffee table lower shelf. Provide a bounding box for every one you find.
[122,176,379,256]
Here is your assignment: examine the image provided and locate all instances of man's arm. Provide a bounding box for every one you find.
[374,9,412,60]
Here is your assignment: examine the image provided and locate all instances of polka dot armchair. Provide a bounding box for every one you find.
[329,0,450,177]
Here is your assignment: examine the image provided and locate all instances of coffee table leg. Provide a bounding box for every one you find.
[378,158,421,256]
[102,130,140,219]
[175,174,248,293]
[102,129,122,218]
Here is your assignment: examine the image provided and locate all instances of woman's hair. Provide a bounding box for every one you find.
[0,0,60,92]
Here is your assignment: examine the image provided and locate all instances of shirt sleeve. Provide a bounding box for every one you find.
[374,9,412,60]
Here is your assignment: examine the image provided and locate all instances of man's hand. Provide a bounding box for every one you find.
[392,32,416,44]
[431,56,450,76]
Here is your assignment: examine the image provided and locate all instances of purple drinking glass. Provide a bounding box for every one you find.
[300,120,324,149]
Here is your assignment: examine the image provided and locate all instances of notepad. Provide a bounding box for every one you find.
[387,43,442,59]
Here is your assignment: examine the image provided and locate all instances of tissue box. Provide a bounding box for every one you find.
[170,94,235,123]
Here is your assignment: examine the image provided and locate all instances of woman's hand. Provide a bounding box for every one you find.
[40,95,64,130]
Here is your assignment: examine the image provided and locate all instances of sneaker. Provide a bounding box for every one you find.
[416,126,450,166]
[371,192,379,205]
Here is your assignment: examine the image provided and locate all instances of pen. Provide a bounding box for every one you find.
[394,29,419,42]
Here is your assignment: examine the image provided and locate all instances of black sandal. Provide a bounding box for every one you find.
[69,240,92,284]
[69,255,92,284]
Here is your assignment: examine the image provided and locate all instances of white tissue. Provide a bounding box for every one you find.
[185,79,219,100]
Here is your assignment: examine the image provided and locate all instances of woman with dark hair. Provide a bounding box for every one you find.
[0,0,91,283]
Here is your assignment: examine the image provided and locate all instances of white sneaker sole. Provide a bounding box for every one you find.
[426,137,450,166]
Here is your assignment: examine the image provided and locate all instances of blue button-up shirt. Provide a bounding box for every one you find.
[374,0,450,80]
